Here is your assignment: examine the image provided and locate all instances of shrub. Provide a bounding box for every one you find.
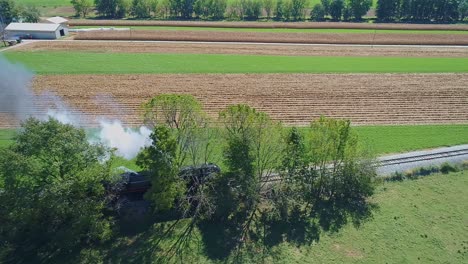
[440,162,459,174]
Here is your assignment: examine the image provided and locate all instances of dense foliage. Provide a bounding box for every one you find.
[0,118,114,263]
[72,0,468,22]
[377,0,466,22]
[136,95,377,261]
[0,0,41,24]
[0,95,377,262]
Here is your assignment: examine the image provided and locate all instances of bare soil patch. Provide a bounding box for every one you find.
[70,20,468,31]
[74,30,468,45]
[2,73,466,128]
[17,41,468,57]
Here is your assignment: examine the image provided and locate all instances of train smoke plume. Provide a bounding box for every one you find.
[0,57,151,159]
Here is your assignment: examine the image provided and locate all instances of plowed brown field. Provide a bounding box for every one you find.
[70,20,468,31]
[17,41,468,57]
[74,30,468,45]
[2,74,466,128]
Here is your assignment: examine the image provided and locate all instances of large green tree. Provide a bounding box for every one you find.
[346,0,372,20]
[0,0,18,24]
[95,0,129,18]
[71,0,93,17]
[329,0,344,20]
[376,0,401,21]
[0,118,114,263]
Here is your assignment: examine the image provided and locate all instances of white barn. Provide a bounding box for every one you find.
[5,23,69,40]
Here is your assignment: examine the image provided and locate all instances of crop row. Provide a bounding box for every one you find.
[69,20,468,31]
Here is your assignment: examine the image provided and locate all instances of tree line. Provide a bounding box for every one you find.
[75,0,468,22]
[0,94,376,263]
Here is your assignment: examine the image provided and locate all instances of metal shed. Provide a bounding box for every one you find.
[5,23,69,40]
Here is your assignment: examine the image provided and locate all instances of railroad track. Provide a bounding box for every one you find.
[378,148,468,166]
[261,148,468,183]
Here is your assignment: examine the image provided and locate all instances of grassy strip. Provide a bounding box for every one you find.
[5,52,468,74]
[354,125,468,154]
[15,0,71,7]
[2,124,467,166]
[72,25,468,34]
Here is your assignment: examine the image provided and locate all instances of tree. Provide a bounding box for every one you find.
[263,0,275,18]
[0,0,18,24]
[342,1,352,20]
[136,125,184,212]
[71,0,93,17]
[131,0,152,17]
[241,0,263,20]
[20,5,41,23]
[461,0,468,20]
[321,0,331,15]
[376,0,401,21]
[140,94,217,211]
[271,117,376,235]
[346,0,372,20]
[95,0,129,18]
[311,3,326,21]
[329,0,344,20]
[274,0,284,20]
[194,0,227,19]
[0,118,114,263]
[168,0,196,19]
[210,105,284,244]
[290,0,306,20]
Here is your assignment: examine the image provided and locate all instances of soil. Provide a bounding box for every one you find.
[2,73,465,128]
[69,20,468,31]
[74,30,468,45]
[17,41,468,58]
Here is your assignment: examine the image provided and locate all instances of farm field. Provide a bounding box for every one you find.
[69,20,468,31]
[0,73,466,128]
[19,41,468,57]
[5,52,468,74]
[71,26,468,34]
[73,30,468,45]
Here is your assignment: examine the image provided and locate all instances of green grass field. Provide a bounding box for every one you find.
[2,124,467,164]
[104,170,468,263]
[15,0,71,8]
[72,25,468,34]
[354,125,468,154]
[5,52,468,74]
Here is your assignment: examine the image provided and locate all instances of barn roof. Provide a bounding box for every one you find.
[46,16,69,24]
[5,23,61,32]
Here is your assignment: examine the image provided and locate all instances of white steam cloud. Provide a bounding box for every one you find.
[97,120,152,159]
[0,57,151,159]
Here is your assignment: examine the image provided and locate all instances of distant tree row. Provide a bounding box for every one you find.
[90,0,369,20]
[0,0,41,24]
[376,0,468,22]
[87,0,468,22]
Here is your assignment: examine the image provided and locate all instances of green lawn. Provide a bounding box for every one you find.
[73,25,468,34]
[104,170,468,263]
[270,170,468,263]
[0,129,16,149]
[15,0,71,8]
[5,52,468,74]
[354,125,468,154]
